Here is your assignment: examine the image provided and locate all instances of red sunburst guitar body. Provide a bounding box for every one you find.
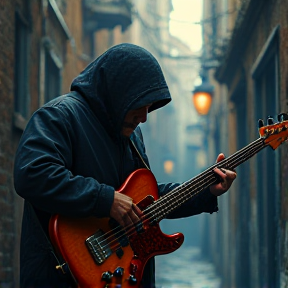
[49,169,184,288]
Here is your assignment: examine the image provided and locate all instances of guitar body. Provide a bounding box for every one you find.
[49,169,184,288]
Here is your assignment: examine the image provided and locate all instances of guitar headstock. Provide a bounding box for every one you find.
[258,113,288,150]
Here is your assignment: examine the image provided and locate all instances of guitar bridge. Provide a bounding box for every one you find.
[85,229,112,265]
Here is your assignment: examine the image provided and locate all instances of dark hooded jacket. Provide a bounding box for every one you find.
[14,43,218,288]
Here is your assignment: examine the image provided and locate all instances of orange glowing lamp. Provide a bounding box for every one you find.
[192,79,214,115]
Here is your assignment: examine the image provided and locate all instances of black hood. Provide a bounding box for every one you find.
[70,43,171,139]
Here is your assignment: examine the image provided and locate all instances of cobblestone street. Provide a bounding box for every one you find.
[155,246,221,288]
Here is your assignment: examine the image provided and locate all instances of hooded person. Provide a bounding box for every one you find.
[14,43,235,288]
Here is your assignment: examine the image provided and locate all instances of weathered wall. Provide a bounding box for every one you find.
[208,0,288,287]
[0,0,131,286]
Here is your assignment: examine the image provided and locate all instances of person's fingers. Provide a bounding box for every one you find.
[223,168,237,179]
[127,205,140,223]
[216,153,225,163]
[132,203,143,217]
[213,167,226,178]
[110,192,143,229]
[211,167,237,195]
[121,204,143,231]
[123,210,137,228]
[213,168,228,190]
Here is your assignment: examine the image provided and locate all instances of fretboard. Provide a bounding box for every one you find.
[144,137,266,223]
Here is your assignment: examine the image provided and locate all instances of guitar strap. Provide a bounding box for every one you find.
[26,201,71,277]
[130,139,150,170]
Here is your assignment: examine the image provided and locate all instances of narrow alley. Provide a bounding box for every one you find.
[156,246,221,288]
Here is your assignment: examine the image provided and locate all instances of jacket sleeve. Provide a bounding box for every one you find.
[13,106,114,218]
[158,183,218,219]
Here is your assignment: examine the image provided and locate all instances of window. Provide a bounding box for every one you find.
[14,12,30,126]
[44,48,62,103]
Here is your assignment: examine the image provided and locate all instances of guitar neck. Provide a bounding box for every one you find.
[145,137,267,222]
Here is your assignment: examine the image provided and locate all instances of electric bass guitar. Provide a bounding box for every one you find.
[49,114,288,288]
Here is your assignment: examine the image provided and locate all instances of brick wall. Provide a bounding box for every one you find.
[0,0,131,286]
[0,1,42,286]
[0,0,21,287]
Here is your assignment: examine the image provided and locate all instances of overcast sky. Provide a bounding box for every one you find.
[169,0,203,52]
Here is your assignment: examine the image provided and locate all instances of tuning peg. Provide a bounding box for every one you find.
[267,116,274,125]
[258,119,264,128]
[278,113,288,122]
[277,114,282,122]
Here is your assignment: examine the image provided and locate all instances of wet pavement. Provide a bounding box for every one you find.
[155,246,221,288]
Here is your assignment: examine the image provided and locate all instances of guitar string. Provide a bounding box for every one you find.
[155,145,264,220]
[138,138,265,226]
[87,124,287,253]
[94,140,265,256]
[94,138,265,253]
[95,139,265,254]
[149,138,265,221]
[97,126,287,253]
[92,138,266,253]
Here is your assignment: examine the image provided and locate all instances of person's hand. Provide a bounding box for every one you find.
[209,153,237,196]
[110,192,143,228]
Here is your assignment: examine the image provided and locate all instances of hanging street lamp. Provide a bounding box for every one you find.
[192,74,214,115]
